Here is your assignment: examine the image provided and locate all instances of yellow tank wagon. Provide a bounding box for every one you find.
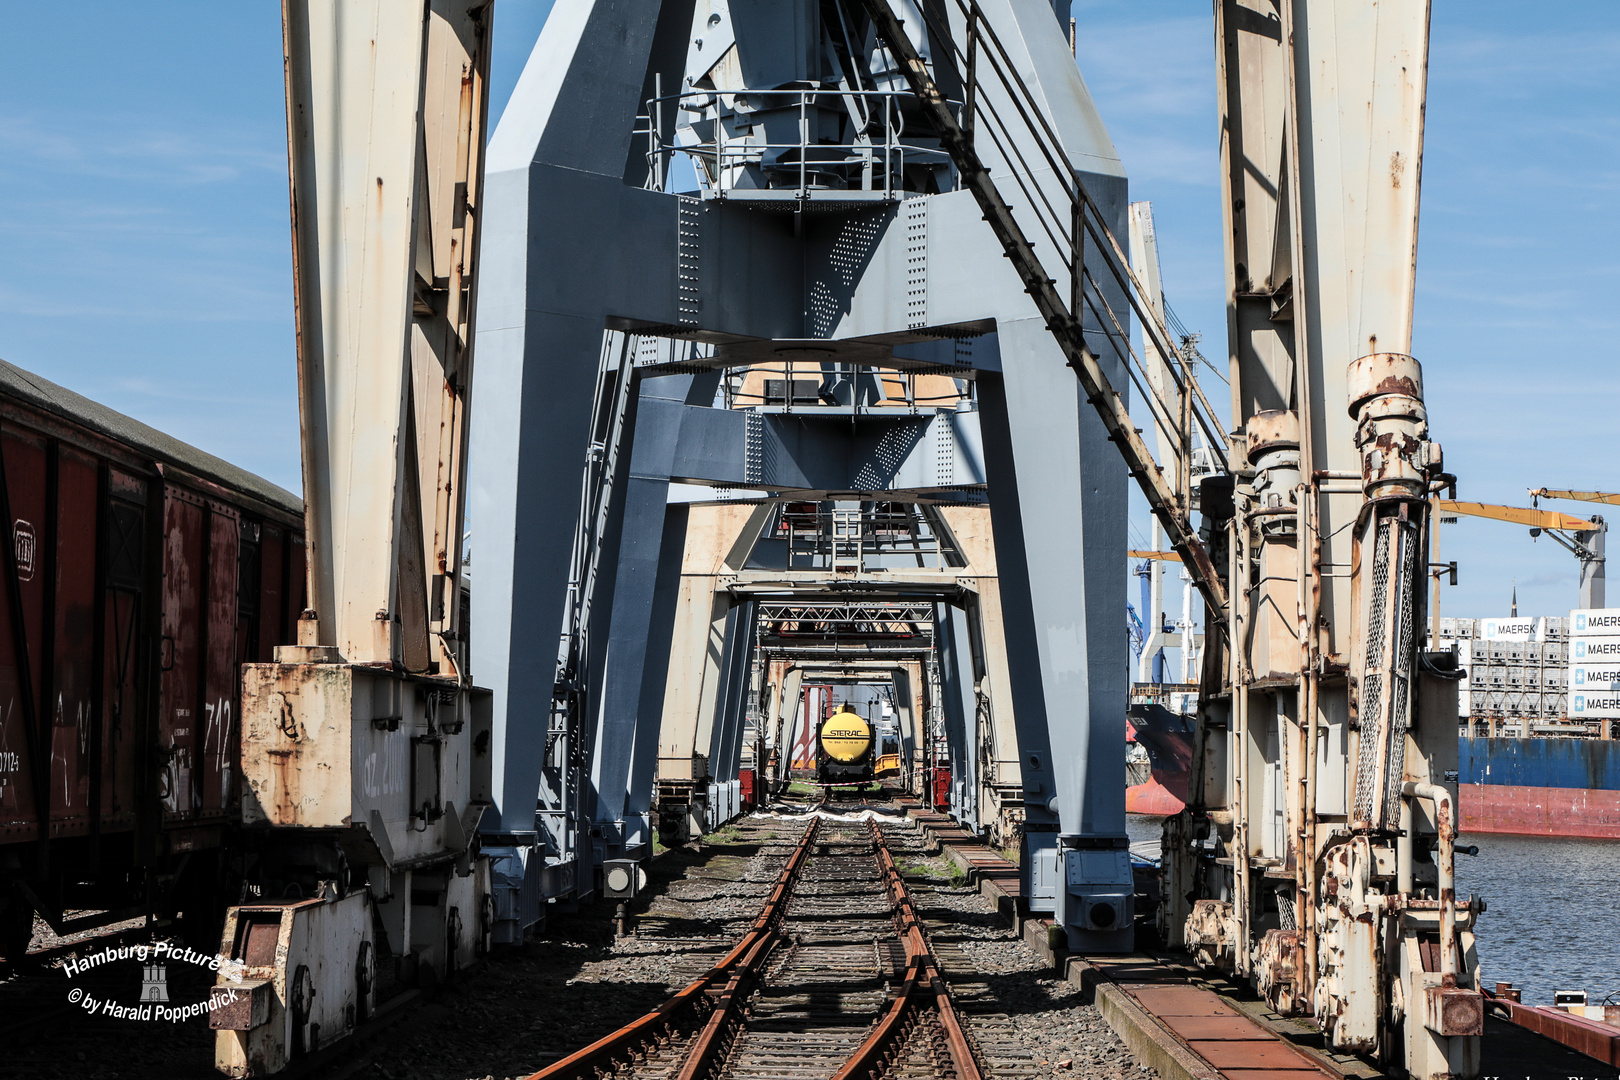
[816,704,875,787]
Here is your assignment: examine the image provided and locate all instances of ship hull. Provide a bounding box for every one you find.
[1460,736,1620,839]
[1126,703,1194,816]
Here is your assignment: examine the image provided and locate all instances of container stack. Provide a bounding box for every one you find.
[1431,615,1577,736]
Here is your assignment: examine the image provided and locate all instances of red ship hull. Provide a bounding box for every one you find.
[1126,703,1194,816]
[1460,783,1620,839]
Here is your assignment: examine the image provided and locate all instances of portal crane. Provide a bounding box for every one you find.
[232,4,1486,1078]
[1437,499,1606,608]
[857,7,1484,1072]
[213,3,496,1074]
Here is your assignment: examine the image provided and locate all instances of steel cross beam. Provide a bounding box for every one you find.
[1531,488,1620,507]
[855,0,1228,625]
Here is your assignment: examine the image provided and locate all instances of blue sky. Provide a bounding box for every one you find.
[2,1,1615,623]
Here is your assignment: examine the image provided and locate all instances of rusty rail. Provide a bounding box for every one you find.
[832,823,983,1080]
[523,818,821,1080]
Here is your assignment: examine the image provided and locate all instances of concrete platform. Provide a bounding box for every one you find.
[902,801,1611,1080]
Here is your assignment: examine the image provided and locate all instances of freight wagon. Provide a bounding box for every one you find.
[0,359,304,958]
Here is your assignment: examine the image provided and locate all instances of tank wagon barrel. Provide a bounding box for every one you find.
[816,704,876,789]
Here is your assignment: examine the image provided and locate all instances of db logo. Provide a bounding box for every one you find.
[12,520,34,582]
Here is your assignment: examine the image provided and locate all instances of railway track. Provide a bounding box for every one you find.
[526,811,1012,1080]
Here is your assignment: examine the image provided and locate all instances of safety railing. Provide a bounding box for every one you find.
[928,0,1231,485]
[638,87,959,200]
[771,502,950,571]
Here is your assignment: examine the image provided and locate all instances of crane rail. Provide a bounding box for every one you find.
[523,811,988,1080]
[522,818,823,1080]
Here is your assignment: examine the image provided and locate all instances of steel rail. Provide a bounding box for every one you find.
[523,818,822,1080]
[854,0,1229,626]
[832,822,983,1080]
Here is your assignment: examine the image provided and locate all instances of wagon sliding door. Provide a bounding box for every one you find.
[158,486,240,823]
[0,428,49,844]
[0,433,143,848]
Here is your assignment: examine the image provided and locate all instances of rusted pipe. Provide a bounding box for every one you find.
[1397,792,1414,895]
[1402,781,1458,981]
[1294,484,1310,927]
[1232,489,1252,975]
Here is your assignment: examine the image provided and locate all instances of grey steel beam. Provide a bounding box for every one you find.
[936,603,977,825]
[646,401,986,498]
[472,0,686,836]
[589,371,719,858]
[480,0,1141,954]
[890,663,921,792]
[714,600,758,784]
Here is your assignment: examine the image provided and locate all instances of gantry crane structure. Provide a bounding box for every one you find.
[1159,4,1482,1077]
[213,2,496,1074]
[213,2,1485,1076]
[854,3,1481,1073]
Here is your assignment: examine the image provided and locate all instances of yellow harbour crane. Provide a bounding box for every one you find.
[1530,488,1620,507]
[1437,497,1606,608]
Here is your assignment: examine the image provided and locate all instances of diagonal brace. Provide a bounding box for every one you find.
[856,0,1228,624]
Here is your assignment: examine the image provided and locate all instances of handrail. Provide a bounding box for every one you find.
[902,0,1230,473]
[642,87,962,200]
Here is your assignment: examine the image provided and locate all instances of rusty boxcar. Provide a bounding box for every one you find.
[0,359,304,957]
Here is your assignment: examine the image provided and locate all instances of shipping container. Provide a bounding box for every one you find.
[0,359,303,955]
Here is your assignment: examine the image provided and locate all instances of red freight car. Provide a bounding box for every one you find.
[0,359,304,957]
